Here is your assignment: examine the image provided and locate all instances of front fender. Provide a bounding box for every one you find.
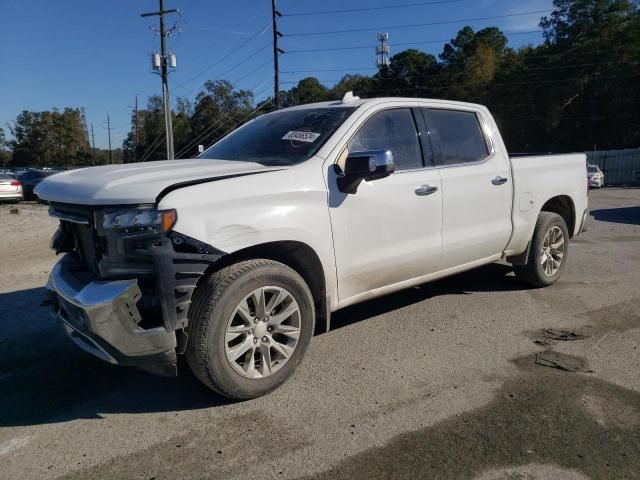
[157,163,338,310]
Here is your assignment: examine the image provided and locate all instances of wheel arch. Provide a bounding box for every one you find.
[540,195,576,238]
[200,240,330,334]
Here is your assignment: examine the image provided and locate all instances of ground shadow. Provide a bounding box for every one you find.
[1,263,522,427]
[591,206,640,226]
[329,263,522,332]
[302,355,640,480]
[0,287,230,428]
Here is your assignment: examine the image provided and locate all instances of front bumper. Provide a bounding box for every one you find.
[588,177,604,188]
[47,255,178,376]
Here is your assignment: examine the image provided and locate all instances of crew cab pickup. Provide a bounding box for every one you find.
[36,94,589,399]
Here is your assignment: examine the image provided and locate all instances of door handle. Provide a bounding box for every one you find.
[491,176,508,185]
[415,184,438,196]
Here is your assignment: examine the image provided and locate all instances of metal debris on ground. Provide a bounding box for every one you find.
[543,329,590,341]
[535,351,593,373]
[9,208,19,214]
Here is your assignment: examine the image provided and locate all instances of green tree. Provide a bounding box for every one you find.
[116,0,640,159]
[0,128,12,167]
[288,77,330,105]
[8,108,91,167]
[437,27,509,101]
[182,80,254,158]
[373,49,439,97]
[330,74,374,99]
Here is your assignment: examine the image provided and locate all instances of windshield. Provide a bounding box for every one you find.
[587,166,599,173]
[200,107,356,166]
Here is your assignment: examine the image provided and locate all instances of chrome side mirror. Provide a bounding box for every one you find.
[337,150,395,194]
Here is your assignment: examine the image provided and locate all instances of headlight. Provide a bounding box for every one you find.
[102,208,177,233]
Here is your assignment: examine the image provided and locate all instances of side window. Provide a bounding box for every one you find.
[348,109,423,171]
[425,109,490,166]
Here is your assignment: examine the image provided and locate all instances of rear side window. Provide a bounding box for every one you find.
[425,109,490,166]
[348,109,423,171]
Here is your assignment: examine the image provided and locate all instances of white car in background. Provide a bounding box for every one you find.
[0,173,23,203]
[587,164,604,188]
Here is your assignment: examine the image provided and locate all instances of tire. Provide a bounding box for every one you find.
[513,212,569,288]
[186,259,315,400]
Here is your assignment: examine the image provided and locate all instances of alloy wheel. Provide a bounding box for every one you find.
[540,225,565,277]
[224,286,301,379]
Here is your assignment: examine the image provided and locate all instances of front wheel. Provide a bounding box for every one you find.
[186,259,315,400]
[513,212,569,288]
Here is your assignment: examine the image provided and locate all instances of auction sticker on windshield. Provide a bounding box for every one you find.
[282,131,321,143]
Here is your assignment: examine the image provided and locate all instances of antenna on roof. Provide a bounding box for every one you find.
[341,91,360,103]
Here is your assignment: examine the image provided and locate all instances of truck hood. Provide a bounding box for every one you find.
[35,159,283,205]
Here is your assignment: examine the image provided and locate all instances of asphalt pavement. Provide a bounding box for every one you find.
[0,188,639,480]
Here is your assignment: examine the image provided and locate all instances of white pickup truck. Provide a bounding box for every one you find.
[36,94,588,399]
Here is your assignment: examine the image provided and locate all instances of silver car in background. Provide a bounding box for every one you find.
[0,174,24,203]
[587,164,604,188]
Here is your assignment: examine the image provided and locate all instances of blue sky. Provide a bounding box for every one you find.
[0,0,553,149]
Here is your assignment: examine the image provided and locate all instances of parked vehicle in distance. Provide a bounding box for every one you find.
[36,94,589,399]
[0,174,23,203]
[587,164,604,188]
[19,169,53,200]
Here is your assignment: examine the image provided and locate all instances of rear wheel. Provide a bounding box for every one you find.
[186,259,315,399]
[513,212,569,288]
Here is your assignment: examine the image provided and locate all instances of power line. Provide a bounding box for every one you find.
[176,43,271,98]
[490,98,640,107]
[175,85,273,158]
[140,133,166,162]
[501,113,640,121]
[282,0,466,16]
[183,57,273,116]
[284,10,550,37]
[229,58,273,85]
[281,59,640,76]
[204,97,276,146]
[283,66,376,74]
[326,73,640,93]
[172,22,272,93]
[280,73,640,90]
[284,30,544,54]
[136,61,274,163]
[175,80,274,159]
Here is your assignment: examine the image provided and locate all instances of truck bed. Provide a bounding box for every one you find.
[505,153,588,257]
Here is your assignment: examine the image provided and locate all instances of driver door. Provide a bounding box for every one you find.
[327,107,443,303]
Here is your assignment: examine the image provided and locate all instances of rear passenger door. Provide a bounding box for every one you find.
[422,107,512,270]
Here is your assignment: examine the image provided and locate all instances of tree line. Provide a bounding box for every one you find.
[2,0,638,168]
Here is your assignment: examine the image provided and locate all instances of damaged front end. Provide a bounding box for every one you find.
[46,202,224,377]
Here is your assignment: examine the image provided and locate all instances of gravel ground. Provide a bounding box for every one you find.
[0,189,639,480]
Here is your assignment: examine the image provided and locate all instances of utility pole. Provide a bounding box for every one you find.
[134,94,139,162]
[376,32,390,69]
[142,0,179,159]
[271,0,284,109]
[90,123,96,166]
[106,113,113,164]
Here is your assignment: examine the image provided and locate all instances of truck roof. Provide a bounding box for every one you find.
[280,96,488,112]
